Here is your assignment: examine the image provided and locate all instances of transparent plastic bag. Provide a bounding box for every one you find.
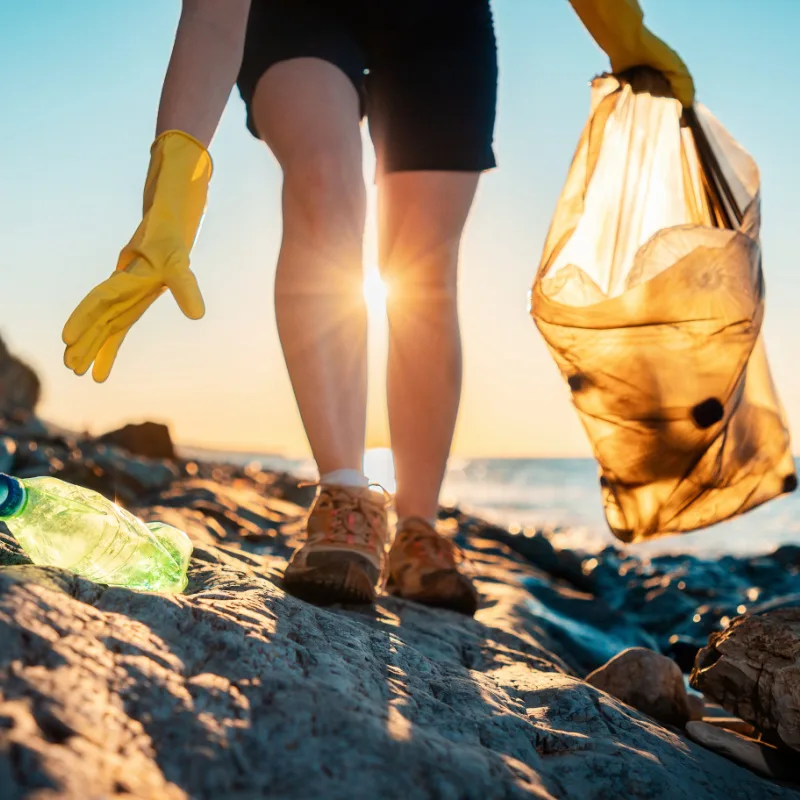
[531,68,796,543]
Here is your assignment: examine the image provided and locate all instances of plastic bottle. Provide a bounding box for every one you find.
[0,474,192,593]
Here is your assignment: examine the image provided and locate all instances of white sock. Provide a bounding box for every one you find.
[320,469,369,488]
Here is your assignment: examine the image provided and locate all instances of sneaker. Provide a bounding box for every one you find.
[283,484,389,606]
[387,517,479,616]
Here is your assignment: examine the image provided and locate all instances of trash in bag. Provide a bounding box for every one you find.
[531,67,796,543]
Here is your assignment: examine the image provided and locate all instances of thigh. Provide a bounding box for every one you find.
[253,59,367,259]
[378,171,481,284]
[237,0,367,143]
[252,58,363,172]
[365,0,498,175]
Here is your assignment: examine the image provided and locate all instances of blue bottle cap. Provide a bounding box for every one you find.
[0,474,26,519]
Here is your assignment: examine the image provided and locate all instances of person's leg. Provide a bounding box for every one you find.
[250,58,390,605]
[366,0,496,614]
[378,171,480,522]
[379,172,482,616]
[252,58,367,477]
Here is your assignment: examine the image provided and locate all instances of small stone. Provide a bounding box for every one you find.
[701,717,757,737]
[687,693,705,721]
[686,721,799,782]
[586,647,692,727]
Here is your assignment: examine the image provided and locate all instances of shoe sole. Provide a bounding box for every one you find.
[388,569,479,617]
[283,560,378,606]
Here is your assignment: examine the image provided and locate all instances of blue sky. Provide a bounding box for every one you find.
[0,1,798,456]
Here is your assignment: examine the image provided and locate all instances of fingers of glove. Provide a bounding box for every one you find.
[91,325,131,383]
[63,282,114,346]
[64,324,107,375]
[64,292,151,375]
[64,289,162,376]
[166,267,205,320]
[62,270,156,346]
[64,306,128,375]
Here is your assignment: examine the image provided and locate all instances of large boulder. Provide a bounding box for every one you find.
[691,609,800,752]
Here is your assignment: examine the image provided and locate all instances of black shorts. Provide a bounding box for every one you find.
[237,0,498,173]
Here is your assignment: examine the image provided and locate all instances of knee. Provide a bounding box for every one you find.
[282,147,365,240]
[382,244,460,308]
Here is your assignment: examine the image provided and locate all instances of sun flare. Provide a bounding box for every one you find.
[363,269,388,315]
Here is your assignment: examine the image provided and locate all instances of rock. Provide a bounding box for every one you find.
[687,693,705,721]
[523,578,659,674]
[750,594,800,615]
[586,647,693,727]
[0,436,15,474]
[260,470,317,508]
[0,337,39,415]
[14,439,53,468]
[587,547,800,661]
[476,524,594,593]
[0,525,28,567]
[0,413,50,441]
[0,477,796,798]
[691,609,800,752]
[686,721,800,783]
[701,702,758,737]
[702,717,757,737]
[91,446,178,495]
[47,443,179,504]
[771,546,800,570]
[99,421,175,460]
[665,635,702,673]
[1,415,800,794]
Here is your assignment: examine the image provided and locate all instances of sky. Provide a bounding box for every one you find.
[1,1,799,458]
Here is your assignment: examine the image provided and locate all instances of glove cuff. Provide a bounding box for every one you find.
[151,129,214,179]
[127,131,212,262]
[115,131,213,273]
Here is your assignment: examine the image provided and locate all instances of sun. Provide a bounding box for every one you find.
[363,268,388,315]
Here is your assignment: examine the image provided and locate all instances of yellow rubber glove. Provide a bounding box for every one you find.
[569,0,695,107]
[62,130,212,382]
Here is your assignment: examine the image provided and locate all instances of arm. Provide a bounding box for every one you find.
[569,0,694,107]
[62,0,252,381]
[156,0,251,146]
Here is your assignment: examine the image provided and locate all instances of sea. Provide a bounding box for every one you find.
[181,447,800,560]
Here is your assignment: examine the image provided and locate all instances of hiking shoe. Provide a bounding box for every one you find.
[387,518,479,616]
[283,484,389,606]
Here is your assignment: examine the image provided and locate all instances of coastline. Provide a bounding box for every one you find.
[0,413,798,796]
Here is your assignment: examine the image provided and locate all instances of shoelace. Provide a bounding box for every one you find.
[300,482,390,549]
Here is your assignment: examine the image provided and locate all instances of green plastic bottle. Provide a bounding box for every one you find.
[0,474,192,593]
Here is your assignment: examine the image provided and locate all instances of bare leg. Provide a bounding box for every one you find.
[252,59,367,475]
[378,171,480,521]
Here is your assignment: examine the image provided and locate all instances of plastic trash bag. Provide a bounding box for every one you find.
[531,68,796,543]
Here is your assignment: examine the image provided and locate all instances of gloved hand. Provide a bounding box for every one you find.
[569,0,695,107]
[62,130,212,382]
